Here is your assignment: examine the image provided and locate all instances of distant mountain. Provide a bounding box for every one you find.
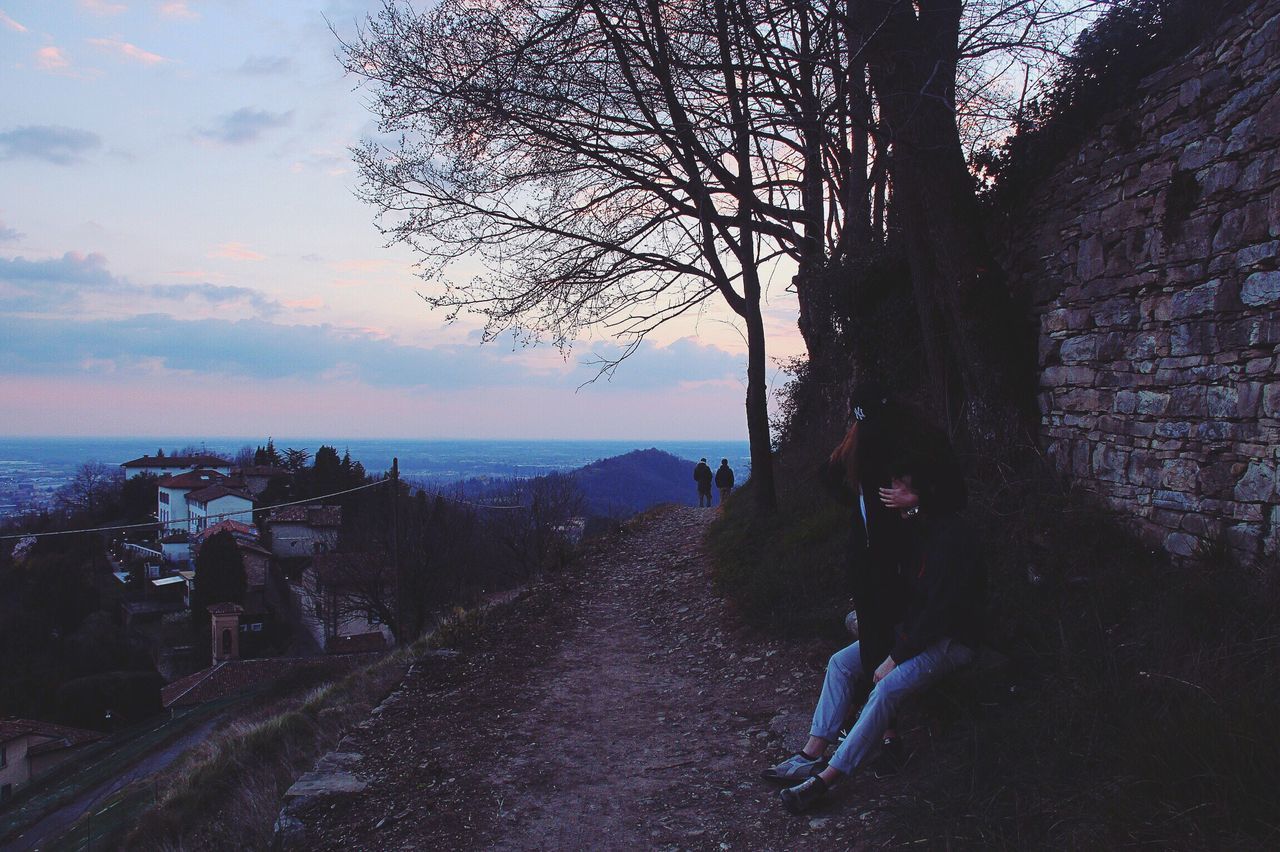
[571,448,703,517]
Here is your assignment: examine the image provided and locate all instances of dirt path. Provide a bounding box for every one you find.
[289,506,898,849]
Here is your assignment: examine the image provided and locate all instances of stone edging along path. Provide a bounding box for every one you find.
[275,505,906,850]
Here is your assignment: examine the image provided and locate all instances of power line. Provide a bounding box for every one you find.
[0,479,389,542]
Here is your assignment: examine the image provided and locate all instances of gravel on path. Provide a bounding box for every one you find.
[287,506,898,850]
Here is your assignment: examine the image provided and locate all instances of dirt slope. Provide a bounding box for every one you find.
[287,505,901,849]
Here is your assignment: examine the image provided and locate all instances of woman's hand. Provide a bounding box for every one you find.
[878,480,920,510]
[873,656,896,684]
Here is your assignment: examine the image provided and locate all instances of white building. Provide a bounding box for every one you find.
[185,484,255,534]
[121,454,232,480]
[157,469,230,533]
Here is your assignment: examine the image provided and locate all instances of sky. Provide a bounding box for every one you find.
[0,0,807,440]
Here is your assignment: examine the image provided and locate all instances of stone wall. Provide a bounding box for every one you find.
[1004,0,1280,564]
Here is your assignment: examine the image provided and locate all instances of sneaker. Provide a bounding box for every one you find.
[780,775,828,814]
[761,751,825,784]
[870,735,904,779]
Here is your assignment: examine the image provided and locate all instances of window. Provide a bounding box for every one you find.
[221,628,232,655]
[251,623,263,632]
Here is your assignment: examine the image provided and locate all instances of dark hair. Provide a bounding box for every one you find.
[720,458,729,465]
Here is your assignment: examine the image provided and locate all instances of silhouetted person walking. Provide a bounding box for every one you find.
[715,458,735,504]
[693,458,713,507]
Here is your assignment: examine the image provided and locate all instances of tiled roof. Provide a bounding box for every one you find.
[161,655,379,707]
[267,505,342,527]
[122,454,231,469]
[159,469,229,490]
[193,520,259,544]
[186,484,254,505]
[207,602,244,615]
[0,718,104,748]
[239,465,291,477]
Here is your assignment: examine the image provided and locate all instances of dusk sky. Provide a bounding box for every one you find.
[0,0,806,440]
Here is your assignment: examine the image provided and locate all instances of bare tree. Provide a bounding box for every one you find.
[57,461,121,516]
[340,0,1106,478]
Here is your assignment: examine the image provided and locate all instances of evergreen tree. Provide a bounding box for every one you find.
[191,531,247,623]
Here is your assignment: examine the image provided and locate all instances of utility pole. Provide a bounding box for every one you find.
[391,457,402,645]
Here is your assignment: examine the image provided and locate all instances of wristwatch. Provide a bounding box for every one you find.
[905,506,921,518]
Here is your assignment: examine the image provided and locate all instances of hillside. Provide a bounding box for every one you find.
[570,447,705,516]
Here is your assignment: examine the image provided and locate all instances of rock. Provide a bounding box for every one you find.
[1234,461,1277,502]
[1241,270,1280,306]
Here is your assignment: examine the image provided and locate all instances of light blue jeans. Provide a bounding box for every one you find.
[810,638,975,775]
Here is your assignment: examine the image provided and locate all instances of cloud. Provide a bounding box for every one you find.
[209,242,266,261]
[0,311,744,393]
[86,37,168,66]
[35,45,71,72]
[575,336,743,390]
[157,1,198,19]
[0,251,283,316]
[0,125,102,165]
[0,10,28,32]
[239,55,292,75]
[79,0,127,15]
[0,220,21,242]
[197,108,293,145]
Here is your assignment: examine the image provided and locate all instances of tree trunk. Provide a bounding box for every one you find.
[743,296,777,513]
[859,0,1030,449]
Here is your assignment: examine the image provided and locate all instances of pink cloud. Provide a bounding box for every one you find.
[78,0,127,15]
[86,37,168,66]
[209,242,266,261]
[0,10,28,32]
[35,46,71,72]
[157,1,198,19]
[284,297,326,311]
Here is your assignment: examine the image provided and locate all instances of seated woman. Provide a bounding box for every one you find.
[764,450,986,814]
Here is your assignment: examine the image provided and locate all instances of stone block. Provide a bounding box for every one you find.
[1092,297,1137,328]
[1233,460,1277,502]
[1128,451,1163,488]
[1225,115,1256,155]
[1169,279,1224,318]
[1263,383,1280,418]
[1171,322,1216,356]
[1161,458,1200,491]
[1207,385,1240,418]
[1059,388,1107,412]
[1241,270,1280,306]
[1238,382,1264,417]
[1114,390,1138,414]
[1181,513,1222,538]
[1155,420,1193,439]
[1266,505,1280,557]
[1244,356,1274,376]
[1163,531,1201,558]
[1076,234,1105,281]
[1169,385,1208,417]
[1178,76,1201,108]
[1092,443,1129,483]
[1154,489,1199,510]
[1136,390,1171,415]
[1178,137,1223,171]
[1059,334,1098,364]
[1226,523,1262,557]
[1198,160,1240,195]
[1198,460,1239,497]
[1270,186,1280,237]
[1236,241,1280,269]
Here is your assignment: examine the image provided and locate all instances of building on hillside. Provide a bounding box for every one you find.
[121,454,232,480]
[160,531,191,564]
[157,469,231,533]
[237,465,291,497]
[280,552,393,651]
[0,719,103,801]
[193,519,260,547]
[185,483,255,534]
[266,505,342,557]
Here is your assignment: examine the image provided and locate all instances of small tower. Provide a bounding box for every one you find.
[208,602,244,666]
